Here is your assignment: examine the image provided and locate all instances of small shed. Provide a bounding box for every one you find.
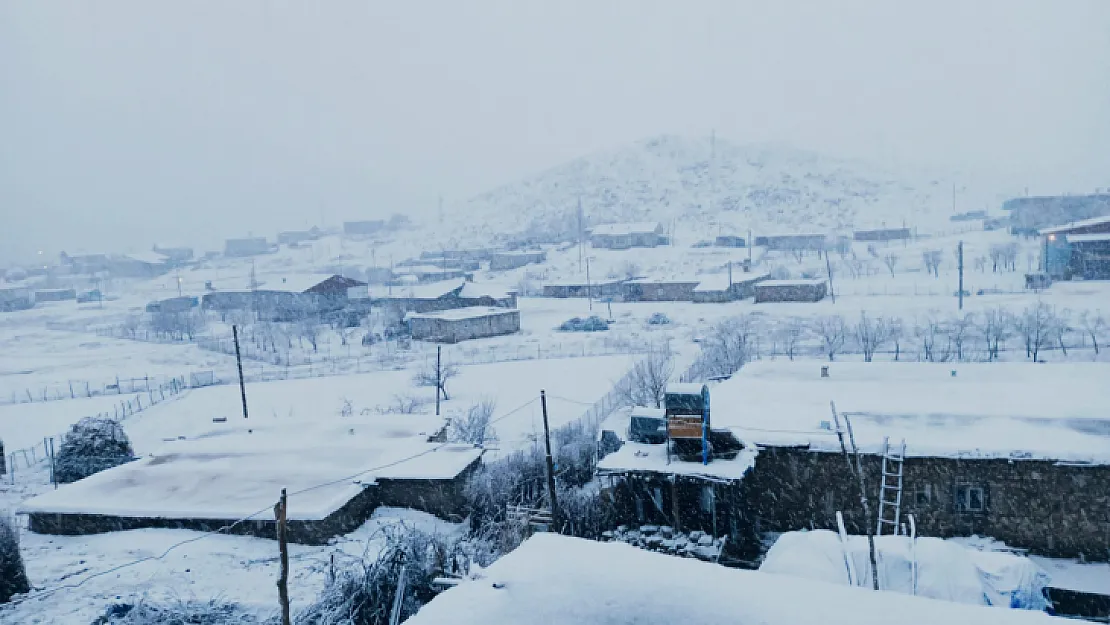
[34,288,76,302]
[853,227,911,243]
[714,235,746,248]
[543,279,627,299]
[754,233,828,252]
[590,222,664,250]
[623,278,700,302]
[0,286,34,311]
[754,279,828,303]
[343,220,385,237]
[409,306,520,343]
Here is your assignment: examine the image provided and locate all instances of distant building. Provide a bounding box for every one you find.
[365,267,395,284]
[753,279,828,303]
[543,279,628,299]
[277,227,321,246]
[691,272,769,303]
[714,235,746,248]
[754,233,828,252]
[409,307,521,343]
[0,286,34,312]
[359,279,516,326]
[590,222,664,250]
[224,237,271,257]
[343,220,386,237]
[489,250,547,271]
[950,210,988,222]
[59,252,111,274]
[152,245,195,264]
[110,252,170,278]
[34,288,76,302]
[422,249,496,263]
[201,274,365,321]
[145,296,199,313]
[1003,193,1110,236]
[393,265,473,284]
[623,278,701,302]
[853,227,911,243]
[397,257,482,272]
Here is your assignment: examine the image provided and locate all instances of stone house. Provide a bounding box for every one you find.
[489,250,547,271]
[853,227,911,243]
[598,361,1110,564]
[590,222,664,250]
[623,278,700,302]
[754,233,828,252]
[714,235,746,248]
[408,307,520,343]
[342,220,386,237]
[753,279,828,303]
[224,237,271,257]
[691,272,769,303]
[542,279,627,299]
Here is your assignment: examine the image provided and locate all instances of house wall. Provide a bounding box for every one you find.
[739,447,1110,560]
[376,461,479,521]
[754,283,827,303]
[754,235,827,251]
[224,239,270,257]
[625,282,699,302]
[853,228,911,242]
[490,253,546,271]
[411,311,520,343]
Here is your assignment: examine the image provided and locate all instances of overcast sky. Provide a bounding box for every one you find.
[2,1,1108,264]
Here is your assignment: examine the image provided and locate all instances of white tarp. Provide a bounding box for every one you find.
[760,530,1051,611]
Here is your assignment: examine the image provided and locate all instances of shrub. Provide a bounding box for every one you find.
[557,316,609,332]
[646,312,671,326]
[447,400,498,446]
[92,599,257,624]
[0,515,29,604]
[54,417,135,484]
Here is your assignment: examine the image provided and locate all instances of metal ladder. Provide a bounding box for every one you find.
[876,437,906,536]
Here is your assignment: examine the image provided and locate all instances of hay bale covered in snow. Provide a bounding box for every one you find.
[54,417,135,484]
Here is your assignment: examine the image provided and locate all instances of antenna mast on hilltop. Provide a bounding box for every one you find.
[577,197,584,273]
[709,129,716,217]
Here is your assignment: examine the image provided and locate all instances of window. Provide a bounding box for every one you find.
[955,484,987,513]
[634,497,645,522]
[651,487,664,513]
[700,485,715,514]
[915,484,932,506]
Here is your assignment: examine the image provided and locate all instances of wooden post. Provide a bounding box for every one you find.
[274,488,291,625]
[831,402,879,590]
[671,475,681,533]
[540,390,559,530]
[825,252,836,304]
[49,438,56,489]
[435,345,442,417]
[957,240,964,311]
[233,325,249,419]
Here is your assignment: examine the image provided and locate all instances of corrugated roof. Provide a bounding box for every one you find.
[1039,215,1110,234]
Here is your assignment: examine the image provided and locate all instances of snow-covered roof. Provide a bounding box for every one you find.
[410,306,517,322]
[405,534,1058,625]
[124,251,169,265]
[1039,215,1110,234]
[378,279,466,300]
[590,221,662,236]
[711,361,1110,463]
[254,274,337,293]
[491,250,545,257]
[666,382,706,395]
[1065,232,1110,243]
[626,277,701,285]
[630,407,665,419]
[20,419,482,521]
[757,279,827,287]
[692,273,731,292]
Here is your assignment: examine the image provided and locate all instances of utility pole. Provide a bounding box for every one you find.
[748,229,753,266]
[176,270,183,297]
[233,325,249,419]
[957,241,964,311]
[540,390,559,530]
[274,488,291,625]
[585,257,593,311]
[825,253,836,304]
[435,345,442,416]
[727,261,733,290]
[952,182,956,214]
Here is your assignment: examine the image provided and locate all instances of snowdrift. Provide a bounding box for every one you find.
[760,530,1051,611]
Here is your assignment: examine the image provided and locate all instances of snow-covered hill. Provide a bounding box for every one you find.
[436,135,994,247]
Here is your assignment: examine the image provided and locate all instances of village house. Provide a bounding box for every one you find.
[393,265,473,284]
[110,251,171,278]
[489,250,547,271]
[0,285,34,312]
[223,237,271,257]
[691,271,769,303]
[598,362,1110,568]
[623,278,701,302]
[408,306,521,343]
[754,233,828,252]
[753,278,828,303]
[34,288,76,302]
[1003,193,1110,236]
[397,257,482,272]
[714,235,747,248]
[1040,215,1110,280]
[590,222,665,250]
[853,227,911,243]
[355,279,516,327]
[342,220,386,237]
[152,245,195,264]
[421,248,496,263]
[276,227,321,246]
[542,279,628,299]
[201,273,365,321]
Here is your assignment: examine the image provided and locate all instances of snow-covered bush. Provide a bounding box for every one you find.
[646,312,671,326]
[0,514,29,604]
[768,265,791,280]
[447,399,498,446]
[557,315,609,332]
[615,343,674,408]
[54,417,135,484]
[92,599,257,624]
[298,525,489,625]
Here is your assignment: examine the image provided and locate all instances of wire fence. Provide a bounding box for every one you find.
[3,376,188,478]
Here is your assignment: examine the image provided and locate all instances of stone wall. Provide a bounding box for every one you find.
[739,447,1110,561]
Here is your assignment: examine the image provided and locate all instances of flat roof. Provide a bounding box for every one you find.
[711,361,1110,463]
[405,534,1057,625]
[255,274,337,293]
[1039,215,1110,234]
[410,306,518,321]
[1066,232,1110,243]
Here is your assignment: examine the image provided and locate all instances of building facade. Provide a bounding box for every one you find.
[409,307,521,343]
[753,279,828,303]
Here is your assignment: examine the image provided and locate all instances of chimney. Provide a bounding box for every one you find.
[821,366,829,378]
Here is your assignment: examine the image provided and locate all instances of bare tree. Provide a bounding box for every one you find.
[881,253,899,277]
[1078,310,1106,355]
[1053,308,1073,357]
[976,308,1013,361]
[813,315,847,361]
[791,248,806,263]
[889,316,905,361]
[1014,302,1059,361]
[620,261,642,280]
[922,250,943,278]
[775,317,809,361]
[698,314,761,377]
[852,312,891,362]
[299,319,321,353]
[616,342,675,408]
[121,314,142,339]
[414,360,461,401]
[945,313,975,361]
[914,314,945,362]
[448,398,498,446]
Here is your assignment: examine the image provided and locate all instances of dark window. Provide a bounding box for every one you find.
[955,484,987,513]
[634,497,645,522]
[915,484,932,506]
